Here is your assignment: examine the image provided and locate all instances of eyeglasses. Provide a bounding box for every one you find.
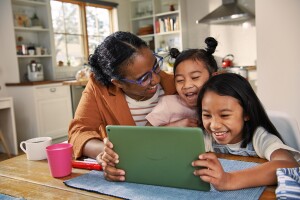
[121,54,163,87]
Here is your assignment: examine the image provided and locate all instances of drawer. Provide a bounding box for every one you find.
[35,85,70,100]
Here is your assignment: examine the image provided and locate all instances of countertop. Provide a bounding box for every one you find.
[62,80,88,86]
[5,79,88,87]
[6,80,65,87]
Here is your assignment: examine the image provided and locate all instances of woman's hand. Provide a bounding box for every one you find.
[166,118,198,127]
[96,137,125,181]
[192,152,232,191]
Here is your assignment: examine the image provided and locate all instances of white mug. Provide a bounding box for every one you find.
[20,137,52,160]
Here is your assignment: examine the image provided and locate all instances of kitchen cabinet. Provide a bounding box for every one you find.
[0,0,56,83]
[130,0,187,53]
[0,97,18,155]
[6,83,72,143]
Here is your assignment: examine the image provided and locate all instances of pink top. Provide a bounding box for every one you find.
[145,95,197,126]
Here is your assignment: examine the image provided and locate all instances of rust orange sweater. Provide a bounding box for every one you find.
[68,71,176,159]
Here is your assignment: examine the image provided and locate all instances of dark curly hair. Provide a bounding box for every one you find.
[169,37,218,76]
[196,73,282,148]
[88,31,148,86]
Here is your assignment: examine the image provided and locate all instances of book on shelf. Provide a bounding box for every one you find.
[155,16,179,33]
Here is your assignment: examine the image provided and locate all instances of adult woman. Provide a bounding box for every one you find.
[68,31,176,179]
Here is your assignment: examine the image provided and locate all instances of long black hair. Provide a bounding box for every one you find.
[169,37,218,76]
[89,31,148,86]
[197,73,282,147]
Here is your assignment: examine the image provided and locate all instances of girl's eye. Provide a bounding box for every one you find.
[192,76,200,80]
[175,79,184,83]
[221,114,230,118]
[202,113,211,118]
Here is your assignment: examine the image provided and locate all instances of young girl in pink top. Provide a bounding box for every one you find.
[146,37,218,127]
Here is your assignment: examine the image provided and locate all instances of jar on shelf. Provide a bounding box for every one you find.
[31,13,42,28]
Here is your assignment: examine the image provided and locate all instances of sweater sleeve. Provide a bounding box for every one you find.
[252,127,300,161]
[68,78,104,159]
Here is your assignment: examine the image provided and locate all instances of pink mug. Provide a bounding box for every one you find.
[46,143,73,178]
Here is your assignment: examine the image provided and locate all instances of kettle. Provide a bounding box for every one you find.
[27,61,44,81]
[222,54,234,68]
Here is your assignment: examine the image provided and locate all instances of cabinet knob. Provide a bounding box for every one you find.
[50,88,56,92]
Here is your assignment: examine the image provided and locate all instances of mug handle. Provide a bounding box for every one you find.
[20,142,27,153]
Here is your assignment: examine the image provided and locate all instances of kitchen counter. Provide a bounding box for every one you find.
[5,79,89,87]
[62,80,88,86]
[5,80,65,87]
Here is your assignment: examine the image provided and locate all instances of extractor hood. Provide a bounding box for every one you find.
[196,0,254,25]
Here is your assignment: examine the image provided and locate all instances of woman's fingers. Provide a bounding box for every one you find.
[104,165,125,182]
[103,137,113,148]
[102,138,119,164]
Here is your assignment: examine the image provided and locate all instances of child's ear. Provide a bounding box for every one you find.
[244,115,250,121]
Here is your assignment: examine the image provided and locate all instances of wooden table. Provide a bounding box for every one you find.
[0,154,276,199]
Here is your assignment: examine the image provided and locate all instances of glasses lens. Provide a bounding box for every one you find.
[154,58,162,74]
[158,59,163,73]
[140,73,152,87]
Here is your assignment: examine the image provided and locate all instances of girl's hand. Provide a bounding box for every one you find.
[96,137,125,181]
[167,118,198,127]
[192,152,232,191]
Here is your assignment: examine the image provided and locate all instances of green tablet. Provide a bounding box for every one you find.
[106,125,210,191]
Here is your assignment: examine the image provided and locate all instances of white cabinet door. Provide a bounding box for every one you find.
[36,97,72,138]
[35,85,72,139]
[7,84,72,142]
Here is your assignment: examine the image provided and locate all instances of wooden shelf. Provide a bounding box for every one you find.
[130,0,187,52]
[14,27,49,32]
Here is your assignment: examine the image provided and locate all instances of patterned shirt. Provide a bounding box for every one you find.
[125,85,164,126]
[212,141,258,157]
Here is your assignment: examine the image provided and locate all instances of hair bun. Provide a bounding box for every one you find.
[205,37,218,55]
[169,48,180,59]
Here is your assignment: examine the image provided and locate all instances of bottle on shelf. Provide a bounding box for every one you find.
[31,13,42,28]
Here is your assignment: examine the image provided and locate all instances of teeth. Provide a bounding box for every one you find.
[185,92,195,97]
[214,131,227,136]
[148,85,157,90]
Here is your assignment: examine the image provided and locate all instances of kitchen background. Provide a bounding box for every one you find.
[0,0,299,148]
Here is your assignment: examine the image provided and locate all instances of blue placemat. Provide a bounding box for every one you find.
[64,159,265,200]
[0,194,25,200]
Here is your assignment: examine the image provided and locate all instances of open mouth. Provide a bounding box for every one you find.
[185,92,197,99]
[213,131,228,140]
[146,84,157,93]
[183,92,198,105]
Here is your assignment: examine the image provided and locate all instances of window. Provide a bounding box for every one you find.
[50,0,116,67]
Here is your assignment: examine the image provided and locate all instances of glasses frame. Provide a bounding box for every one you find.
[120,53,163,87]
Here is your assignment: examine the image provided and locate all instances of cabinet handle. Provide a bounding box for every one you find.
[50,88,56,92]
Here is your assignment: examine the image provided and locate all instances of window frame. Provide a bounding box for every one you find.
[51,0,115,66]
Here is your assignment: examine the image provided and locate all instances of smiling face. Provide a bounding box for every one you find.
[174,59,210,107]
[201,91,248,144]
[112,47,161,101]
